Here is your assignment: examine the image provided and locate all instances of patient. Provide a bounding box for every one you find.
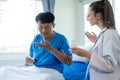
[25,12,72,78]
[0,12,72,80]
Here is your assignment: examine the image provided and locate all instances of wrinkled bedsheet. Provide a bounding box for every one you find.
[0,66,64,80]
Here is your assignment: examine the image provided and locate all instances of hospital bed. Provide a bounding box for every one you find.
[0,46,90,80]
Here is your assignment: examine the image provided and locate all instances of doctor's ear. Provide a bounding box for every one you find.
[96,13,102,20]
[96,13,101,19]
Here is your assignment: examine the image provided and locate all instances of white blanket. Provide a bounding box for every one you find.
[0,66,64,80]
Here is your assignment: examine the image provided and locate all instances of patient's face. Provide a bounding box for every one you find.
[37,22,55,40]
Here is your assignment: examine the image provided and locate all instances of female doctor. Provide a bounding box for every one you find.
[70,0,120,80]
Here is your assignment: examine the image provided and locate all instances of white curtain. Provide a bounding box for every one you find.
[41,0,55,14]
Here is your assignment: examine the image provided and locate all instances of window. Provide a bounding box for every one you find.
[0,0,43,53]
[115,0,120,34]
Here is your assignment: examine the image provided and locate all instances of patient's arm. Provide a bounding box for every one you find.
[35,42,72,66]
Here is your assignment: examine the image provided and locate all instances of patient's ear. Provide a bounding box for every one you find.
[52,23,55,28]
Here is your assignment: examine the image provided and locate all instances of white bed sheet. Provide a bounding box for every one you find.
[0,66,64,80]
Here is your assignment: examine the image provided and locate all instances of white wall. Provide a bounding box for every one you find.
[54,0,85,45]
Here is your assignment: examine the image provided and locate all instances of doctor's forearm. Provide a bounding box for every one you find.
[84,51,91,60]
[77,49,91,60]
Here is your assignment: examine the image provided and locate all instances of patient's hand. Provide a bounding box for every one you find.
[25,56,35,66]
[35,41,52,50]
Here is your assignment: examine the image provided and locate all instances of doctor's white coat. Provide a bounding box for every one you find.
[89,28,120,80]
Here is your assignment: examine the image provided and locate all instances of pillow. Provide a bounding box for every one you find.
[72,54,88,63]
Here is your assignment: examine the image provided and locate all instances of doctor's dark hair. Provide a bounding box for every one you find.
[89,0,116,30]
[35,12,55,23]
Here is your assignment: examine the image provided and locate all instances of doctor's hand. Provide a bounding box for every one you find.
[35,41,53,50]
[70,47,91,60]
[85,31,97,43]
[25,56,35,66]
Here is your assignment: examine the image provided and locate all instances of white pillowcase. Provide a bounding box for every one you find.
[72,54,88,63]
